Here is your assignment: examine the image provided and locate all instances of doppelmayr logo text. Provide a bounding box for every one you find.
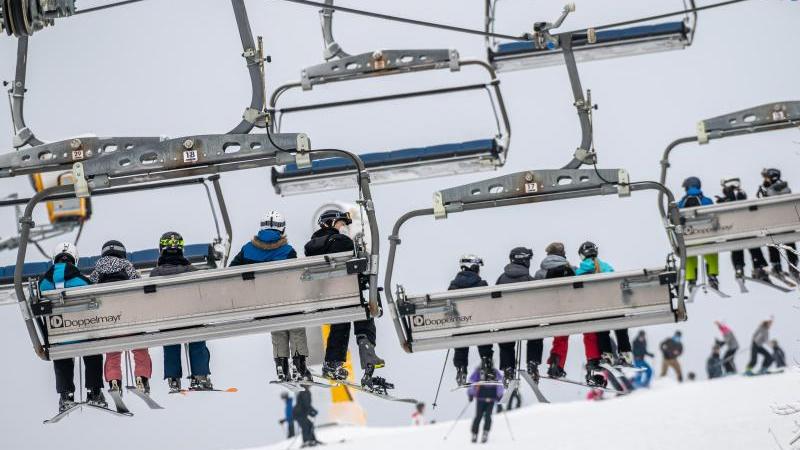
[49,314,122,329]
[412,314,472,327]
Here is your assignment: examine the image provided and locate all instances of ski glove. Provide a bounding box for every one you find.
[468,395,474,403]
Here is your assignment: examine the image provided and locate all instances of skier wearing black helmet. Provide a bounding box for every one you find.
[449,254,492,385]
[150,231,213,392]
[715,178,771,283]
[677,177,721,291]
[757,168,799,284]
[305,209,386,388]
[495,247,536,385]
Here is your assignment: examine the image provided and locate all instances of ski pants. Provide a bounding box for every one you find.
[549,333,601,368]
[660,357,683,382]
[747,344,773,371]
[295,415,316,444]
[453,345,493,369]
[632,359,652,387]
[105,349,152,382]
[768,242,799,272]
[686,254,719,281]
[731,248,767,270]
[54,355,103,394]
[597,329,632,354]
[325,318,376,363]
[498,342,517,372]
[163,341,211,379]
[722,347,737,374]
[471,399,495,434]
[272,328,309,358]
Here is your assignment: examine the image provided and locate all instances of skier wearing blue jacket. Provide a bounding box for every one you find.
[230,210,311,382]
[677,177,720,290]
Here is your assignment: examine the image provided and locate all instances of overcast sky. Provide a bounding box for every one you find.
[1,1,799,449]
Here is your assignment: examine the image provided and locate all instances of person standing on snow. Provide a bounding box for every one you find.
[279,392,295,438]
[468,365,504,444]
[40,242,106,412]
[745,320,774,375]
[706,345,723,379]
[715,178,771,282]
[411,402,426,426]
[449,254,493,385]
[757,168,800,284]
[659,331,684,382]
[632,330,654,388]
[88,240,152,393]
[230,211,311,382]
[150,231,213,392]
[678,177,721,291]
[770,340,786,369]
[305,209,385,386]
[714,321,739,375]
[293,386,320,447]
[495,247,536,385]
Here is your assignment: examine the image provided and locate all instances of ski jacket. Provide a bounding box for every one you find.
[716,186,747,203]
[230,230,297,266]
[448,269,488,290]
[716,323,738,349]
[774,345,787,368]
[659,337,683,359]
[575,257,614,275]
[411,412,425,426]
[88,256,140,284]
[293,390,317,418]
[497,262,534,284]
[752,323,769,346]
[706,354,723,379]
[468,367,504,401]
[632,337,654,361]
[149,253,198,277]
[39,262,92,291]
[304,228,355,257]
[677,187,714,208]
[758,180,791,198]
[533,254,575,280]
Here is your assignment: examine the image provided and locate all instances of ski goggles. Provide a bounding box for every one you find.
[159,236,185,250]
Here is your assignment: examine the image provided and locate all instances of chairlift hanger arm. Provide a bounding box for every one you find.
[229,0,267,134]
[319,0,349,60]
[7,36,44,149]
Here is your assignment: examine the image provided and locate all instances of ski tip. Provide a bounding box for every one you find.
[224,387,238,393]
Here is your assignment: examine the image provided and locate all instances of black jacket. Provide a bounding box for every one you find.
[660,338,683,359]
[304,228,355,257]
[496,262,534,285]
[293,390,318,418]
[706,354,723,379]
[716,186,747,203]
[89,256,140,283]
[632,338,654,361]
[149,253,198,278]
[448,270,488,290]
[774,344,786,368]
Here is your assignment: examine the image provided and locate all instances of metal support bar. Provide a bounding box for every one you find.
[209,174,233,266]
[319,0,350,60]
[559,33,595,169]
[228,0,266,134]
[8,36,44,148]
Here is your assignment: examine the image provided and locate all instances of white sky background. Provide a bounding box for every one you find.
[1,0,799,449]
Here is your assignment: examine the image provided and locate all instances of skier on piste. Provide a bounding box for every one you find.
[468,366,504,444]
[449,254,493,386]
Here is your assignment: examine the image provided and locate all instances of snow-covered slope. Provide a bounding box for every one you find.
[253,371,799,450]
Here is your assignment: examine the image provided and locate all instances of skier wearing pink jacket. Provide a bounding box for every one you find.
[714,321,739,375]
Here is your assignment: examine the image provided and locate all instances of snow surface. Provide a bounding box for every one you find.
[252,371,800,450]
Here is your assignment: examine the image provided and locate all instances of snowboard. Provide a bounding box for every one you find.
[744,369,785,377]
[125,386,164,409]
[518,371,550,404]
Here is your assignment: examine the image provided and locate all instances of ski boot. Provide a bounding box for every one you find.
[708,274,720,291]
[479,357,496,381]
[547,356,566,379]
[617,352,634,367]
[58,392,76,413]
[734,266,745,280]
[526,362,540,384]
[87,388,108,408]
[481,430,489,444]
[135,376,150,394]
[361,364,394,395]
[471,433,478,443]
[167,377,181,393]
[190,375,214,391]
[292,355,313,382]
[322,361,348,381]
[356,334,385,369]
[108,379,122,392]
[585,359,607,387]
[455,365,468,386]
[687,280,697,293]
[600,352,616,366]
[275,357,290,382]
[770,264,795,286]
[502,367,516,387]
[790,270,800,285]
[752,267,771,282]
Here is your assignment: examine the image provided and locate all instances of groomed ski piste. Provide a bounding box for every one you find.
[254,371,800,450]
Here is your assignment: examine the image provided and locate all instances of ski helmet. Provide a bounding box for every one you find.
[761,168,781,186]
[159,231,185,253]
[459,254,484,272]
[509,247,533,268]
[260,210,286,234]
[720,177,741,190]
[682,176,702,191]
[101,240,127,259]
[317,209,352,228]
[52,242,79,264]
[578,241,599,259]
[545,242,566,257]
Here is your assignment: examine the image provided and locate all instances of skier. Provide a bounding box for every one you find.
[770,340,786,369]
[631,330,654,388]
[677,177,720,291]
[150,231,213,392]
[293,386,320,447]
[659,331,684,382]
[757,168,800,284]
[532,243,602,385]
[40,242,106,412]
[411,402,426,426]
[714,178,770,281]
[468,365,504,444]
[449,254,493,385]
[495,247,535,385]
[230,211,311,382]
[88,240,152,393]
[706,345,723,379]
[745,319,773,375]
[714,321,738,375]
[279,392,295,438]
[305,209,385,388]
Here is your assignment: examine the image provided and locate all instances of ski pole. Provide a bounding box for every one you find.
[502,408,515,441]
[443,399,470,440]
[432,349,450,410]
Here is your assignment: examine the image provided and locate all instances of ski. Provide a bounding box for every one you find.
[744,369,786,377]
[125,386,164,410]
[107,389,131,414]
[771,270,797,288]
[170,387,239,395]
[270,379,336,392]
[746,276,794,292]
[518,371,550,404]
[735,276,749,293]
[43,404,82,424]
[83,402,134,417]
[336,378,418,404]
[599,363,631,393]
[703,284,732,299]
[498,378,518,408]
[539,375,622,393]
[450,381,504,392]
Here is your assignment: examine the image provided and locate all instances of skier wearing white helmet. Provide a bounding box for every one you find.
[449,254,492,385]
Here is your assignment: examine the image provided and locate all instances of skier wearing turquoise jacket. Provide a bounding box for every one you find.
[575,241,633,368]
[677,177,720,291]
